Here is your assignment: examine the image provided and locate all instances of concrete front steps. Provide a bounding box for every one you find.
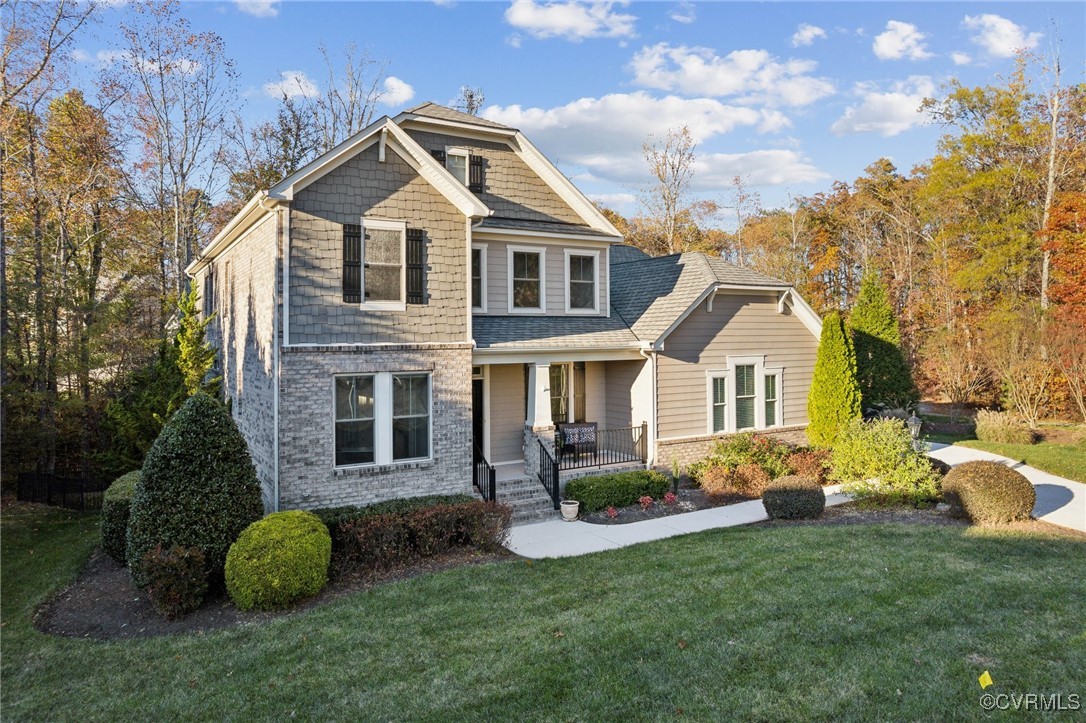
[495,476,560,526]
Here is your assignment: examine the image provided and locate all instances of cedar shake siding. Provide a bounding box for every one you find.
[289,142,468,345]
[403,129,585,225]
[195,214,279,509]
[476,240,610,317]
[656,291,819,440]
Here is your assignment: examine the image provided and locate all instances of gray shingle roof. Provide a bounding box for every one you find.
[609,244,652,264]
[473,315,640,350]
[475,217,620,239]
[610,252,790,342]
[404,102,515,131]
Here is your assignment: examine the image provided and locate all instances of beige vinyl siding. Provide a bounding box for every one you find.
[488,363,526,463]
[585,361,606,424]
[605,359,644,429]
[478,240,609,317]
[657,291,819,440]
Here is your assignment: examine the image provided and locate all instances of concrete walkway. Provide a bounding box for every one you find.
[506,485,851,559]
[507,445,1086,559]
[928,443,1086,534]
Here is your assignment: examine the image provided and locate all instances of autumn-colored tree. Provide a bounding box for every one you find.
[981,306,1053,429]
[1040,191,1086,314]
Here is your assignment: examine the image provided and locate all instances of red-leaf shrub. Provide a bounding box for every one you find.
[784,449,832,485]
[663,491,677,505]
[639,495,654,511]
[140,544,208,620]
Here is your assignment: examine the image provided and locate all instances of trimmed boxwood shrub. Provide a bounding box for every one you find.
[563,470,670,514]
[101,471,140,564]
[335,501,511,577]
[126,393,265,588]
[762,476,826,520]
[941,461,1035,525]
[225,511,331,611]
[141,544,208,620]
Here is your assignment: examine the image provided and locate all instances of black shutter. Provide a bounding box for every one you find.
[204,267,214,317]
[406,228,426,304]
[343,223,362,303]
[469,155,484,192]
[430,149,446,164]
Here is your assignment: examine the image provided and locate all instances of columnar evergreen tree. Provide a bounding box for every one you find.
[850,271,918,411]
[176,281,220,398]
[807,311,862,446]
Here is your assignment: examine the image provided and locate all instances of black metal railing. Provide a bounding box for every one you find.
[555,422,648,472]
[472,443,497,502]
[16,472,109,511]
[537,439,561,510]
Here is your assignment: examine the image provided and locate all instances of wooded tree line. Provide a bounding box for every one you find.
[615,53,1086,426]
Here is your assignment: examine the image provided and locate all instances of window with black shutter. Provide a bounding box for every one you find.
[469,154,484,192]
[430,149,446,164]
[406,228,426,304]
[204,267,214,317]
[343,223,362,303]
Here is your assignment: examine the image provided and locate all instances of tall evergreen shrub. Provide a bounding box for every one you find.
[126,393,264,587]
[849,272,918,411]
[807,311,862,446]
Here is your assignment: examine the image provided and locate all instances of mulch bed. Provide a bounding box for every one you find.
[579,483,751,525]
[35,547,515,641]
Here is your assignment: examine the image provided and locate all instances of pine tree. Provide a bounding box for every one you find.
[176,281,220,398]
[807,311,862,446]
[850,271,918,411]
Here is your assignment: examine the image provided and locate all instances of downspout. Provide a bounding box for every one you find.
[258,194,282,512]
[639,344,657,467]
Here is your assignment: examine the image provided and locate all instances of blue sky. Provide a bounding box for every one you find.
[74,1,1084,220]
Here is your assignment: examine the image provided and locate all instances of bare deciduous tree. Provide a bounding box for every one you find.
[723,175,761,267]
[455,86,485,116]
[639,125,708,255]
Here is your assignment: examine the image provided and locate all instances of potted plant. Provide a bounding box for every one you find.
[560,499,580,521]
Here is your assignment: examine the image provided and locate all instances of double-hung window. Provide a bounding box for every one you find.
[471,243,487,312]
[446,148,469,186]
[335,372,431,467]
[708,358,783,434]
[360,218,406,309]
[565,250,599,313]
[508,246,545,313]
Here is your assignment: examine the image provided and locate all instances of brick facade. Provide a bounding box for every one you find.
[278,344,474,510]
[654,426,810,473]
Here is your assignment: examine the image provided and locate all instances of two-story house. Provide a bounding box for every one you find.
[186,103,822,522]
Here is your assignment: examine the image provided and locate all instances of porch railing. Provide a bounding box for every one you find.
[537,440,561,510]
[556,422,648,472]
[473,443,497,503]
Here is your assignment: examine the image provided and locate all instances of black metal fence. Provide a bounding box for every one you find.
[556,423,647,472]
[16,472,109,511]
[473,443,496,502]
[537,440,561,510]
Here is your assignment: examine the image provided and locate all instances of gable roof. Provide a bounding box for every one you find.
[402,102,516,132]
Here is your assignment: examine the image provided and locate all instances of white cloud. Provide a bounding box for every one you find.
[791,24,826,47]
[506,33,523,48]
[483,92,806,187]
[235,0,279,18]
[263,70,319,99]
[504,1,636,42]
[628,43,834,107]
[872,20,933,61]
[695,150,827,187]
[831,76,934,137]
[381,76,415,107]
[670,2,695,24]
[951,51,972,66]
[963,14,1041,58]
[70,48,91,62]
[590,192,638,208]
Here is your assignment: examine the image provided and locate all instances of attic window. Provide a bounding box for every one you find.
[446,148,469,185]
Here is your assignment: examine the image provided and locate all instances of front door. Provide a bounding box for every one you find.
[472,377,484,461]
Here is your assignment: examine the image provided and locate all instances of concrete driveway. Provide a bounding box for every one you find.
[928,443,1086,534]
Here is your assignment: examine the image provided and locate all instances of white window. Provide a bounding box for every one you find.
[360,218,406,310]
[548,362,587,424]
[446,147,470,185]
[507,245,546,313]
[334,372,431,468]
[706,358,783,434]
[471,243,487,312]
[564,249,599,314]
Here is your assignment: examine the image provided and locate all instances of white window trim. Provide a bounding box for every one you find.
[333,371,433,468]
[445,146,470,186]
[564,248,600,315]
[360,217,407,312]
[705,356,783,434]
[507,244,547,314]
[471,242,488,313]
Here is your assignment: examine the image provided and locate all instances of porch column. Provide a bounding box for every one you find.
[526,362,553,429]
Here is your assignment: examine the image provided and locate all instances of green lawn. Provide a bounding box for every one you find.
[955,438,1086,484]
[3,503,1085,720]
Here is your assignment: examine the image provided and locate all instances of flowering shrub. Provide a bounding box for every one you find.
[606,506,619,519]
[639,495,654,511]
[663,491,677,506]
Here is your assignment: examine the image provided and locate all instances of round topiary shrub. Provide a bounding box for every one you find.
[940,461,1035,525]
[762,475,826,520]
[225,511,331,611]
[101,471,140,564]
[126,393,265,588]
